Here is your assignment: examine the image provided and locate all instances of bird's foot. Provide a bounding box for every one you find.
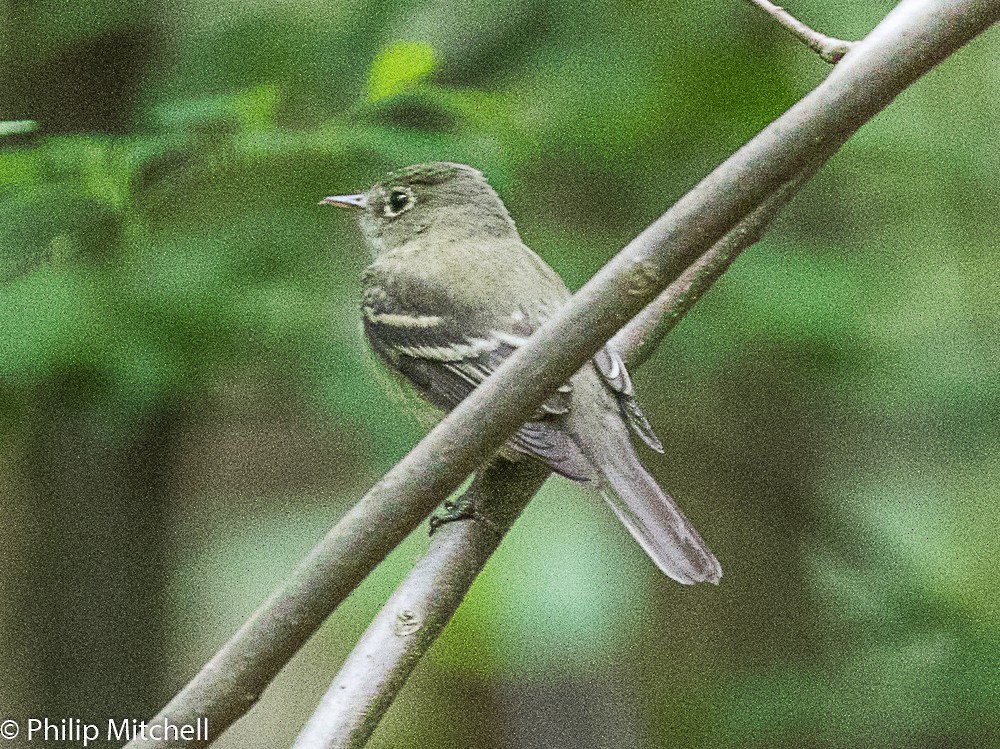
[429,494,487,535]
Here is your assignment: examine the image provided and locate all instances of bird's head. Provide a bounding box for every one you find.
[321,162,516,255]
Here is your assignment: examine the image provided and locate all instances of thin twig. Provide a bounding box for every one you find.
[126,2,1000,746]
[0,120,37,137]
[290,166,818,749]
[747,0,856,64]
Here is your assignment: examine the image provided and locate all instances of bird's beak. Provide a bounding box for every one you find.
[319,193,367,209]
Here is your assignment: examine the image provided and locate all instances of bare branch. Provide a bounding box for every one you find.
[126,2,1000,747]
[291,461,549,749]
[610,164,816,367]
[747,0,856,64]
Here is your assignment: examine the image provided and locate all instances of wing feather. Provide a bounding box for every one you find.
[593,346,664,453]
[362,285,588,478]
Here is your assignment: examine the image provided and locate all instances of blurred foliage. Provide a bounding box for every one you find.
[367,41,439,102]
[1,1,998,748]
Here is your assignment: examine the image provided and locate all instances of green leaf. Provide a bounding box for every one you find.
[0,268,90,381]
[152,86,280,133]
[367,41,438,102]
[0,149,42,189]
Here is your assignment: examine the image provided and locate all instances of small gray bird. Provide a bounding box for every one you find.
[322,162,721,585]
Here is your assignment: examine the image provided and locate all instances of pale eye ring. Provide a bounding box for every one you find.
[384,188,414,217]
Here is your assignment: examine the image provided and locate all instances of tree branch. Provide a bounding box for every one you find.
[608,164,815,369]
[289,167,817,749]
[290,460,550,749]
[126,2,1000,747]
[747,0,856,64]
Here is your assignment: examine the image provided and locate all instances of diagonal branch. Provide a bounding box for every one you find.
[747,0,856,64]
[608,165,816,369]
[126,2,1000,747]
[290,167,817,749]
[290,459,550,749]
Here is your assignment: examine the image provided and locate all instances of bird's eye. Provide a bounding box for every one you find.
[384,189,413,217]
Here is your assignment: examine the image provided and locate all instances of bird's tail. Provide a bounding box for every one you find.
[593,446,722,585]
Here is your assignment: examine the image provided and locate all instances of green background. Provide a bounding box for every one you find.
[1,1,997,747]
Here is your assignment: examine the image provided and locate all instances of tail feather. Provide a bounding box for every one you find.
[597,452,722,586]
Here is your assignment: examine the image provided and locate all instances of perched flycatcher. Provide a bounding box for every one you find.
[322,162,721,585]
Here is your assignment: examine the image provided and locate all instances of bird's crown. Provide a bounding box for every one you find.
[378,162,484,189]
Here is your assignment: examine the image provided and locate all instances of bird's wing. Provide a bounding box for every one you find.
[592,346,664,453]
[361,282,593,481]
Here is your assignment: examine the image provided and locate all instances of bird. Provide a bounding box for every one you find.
[322,162,721,585]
